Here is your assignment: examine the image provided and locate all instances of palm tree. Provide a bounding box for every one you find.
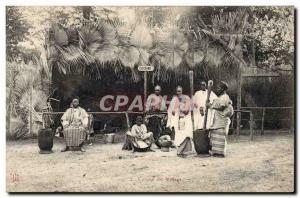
[46,7,250,90]
[7,55,50,139]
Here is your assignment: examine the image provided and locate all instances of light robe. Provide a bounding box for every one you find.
[167,95,193,147]
[193,90,217,130]
[61,107,89,128]
[61,107,89,147]
[128,124,153,148]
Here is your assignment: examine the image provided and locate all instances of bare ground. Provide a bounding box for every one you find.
[6,133,294,192]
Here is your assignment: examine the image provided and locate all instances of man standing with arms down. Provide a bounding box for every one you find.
[193,81,217,130]
[167,86,193,158]
[207,81,233,157]
[145,85,167,144]
[61,97,89,152]
[145,85,167,113]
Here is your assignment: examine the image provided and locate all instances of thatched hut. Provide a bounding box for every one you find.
[44,8,251,130]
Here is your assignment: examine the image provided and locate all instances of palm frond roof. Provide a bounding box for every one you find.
[46,16,246,82]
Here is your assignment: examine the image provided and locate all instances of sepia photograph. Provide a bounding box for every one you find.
[5,5,295,193]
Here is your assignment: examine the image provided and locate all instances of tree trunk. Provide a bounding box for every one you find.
[7,70,17,136]
[82,6,92,20]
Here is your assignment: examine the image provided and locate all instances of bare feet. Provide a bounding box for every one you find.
[177,154,187,158]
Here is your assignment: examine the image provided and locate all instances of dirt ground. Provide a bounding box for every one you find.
[6,133,294,192]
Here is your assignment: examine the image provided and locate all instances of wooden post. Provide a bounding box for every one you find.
[290,108,294,134]
[29,86,33,136]
[189,70,194,131]
[172,18,175,69]
[87,113,91,133]
[42,113,45,129]
[261,108,265,135]
[251,42,256,66]
[125,112,130,129]
[189,71,194,100]
[144,72,147,112]
[138,66,153,112]
[250,111,254,141]
[236,69,242,136]
[7,70,14,135]
[231,113,235,129]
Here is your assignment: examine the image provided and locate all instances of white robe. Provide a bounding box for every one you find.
[193,90,217,130]
[167,95,193,146]
[61,107,89,129]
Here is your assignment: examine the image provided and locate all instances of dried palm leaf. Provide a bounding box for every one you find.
[130,24,153,49]
[118,46,140,68]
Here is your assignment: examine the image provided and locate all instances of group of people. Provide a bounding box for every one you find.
[123,81,233,158]
[58,80,233,158]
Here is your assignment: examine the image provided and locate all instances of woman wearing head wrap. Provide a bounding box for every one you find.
[207,81,233,157]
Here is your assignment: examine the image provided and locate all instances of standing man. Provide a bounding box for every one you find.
[167,86,193,158]
[145,85,167,112]
[207,82,233,157]
[145,85,167,144]
[61,97,89,152]
[193,81,217,130]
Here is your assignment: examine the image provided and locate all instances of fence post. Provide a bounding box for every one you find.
[261,108,265,135]
[29,86,33,137]
[125,112,130,129]
[42,113,45,128]
[290,108,294,134]
[189,70,194,132]
[250,111,254,141]
[236,71,242,136]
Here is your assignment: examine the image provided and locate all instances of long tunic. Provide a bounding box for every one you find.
[193,90,217,129]
[167,95,193,147]
[61,107,89,147]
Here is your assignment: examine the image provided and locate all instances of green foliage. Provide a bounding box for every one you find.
[245,7,294,72]
[6,7,30,60]
[7,59,50,139]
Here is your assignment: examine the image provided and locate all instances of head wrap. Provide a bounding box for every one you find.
[200,81,207,86]
[155,85,161,91]
[219,81,228,91]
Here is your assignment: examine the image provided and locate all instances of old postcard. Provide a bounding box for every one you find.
[6,5,295,192]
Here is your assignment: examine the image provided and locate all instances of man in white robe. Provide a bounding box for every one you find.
[193,81,217,130]
[61,97,89,152]
[125,116,155,152]
[167,86,193,158]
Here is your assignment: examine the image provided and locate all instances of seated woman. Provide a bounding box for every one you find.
[124,116,155,152]
[61,97,89,152]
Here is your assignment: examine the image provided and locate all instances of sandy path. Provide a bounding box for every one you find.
[6,134,294,192]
